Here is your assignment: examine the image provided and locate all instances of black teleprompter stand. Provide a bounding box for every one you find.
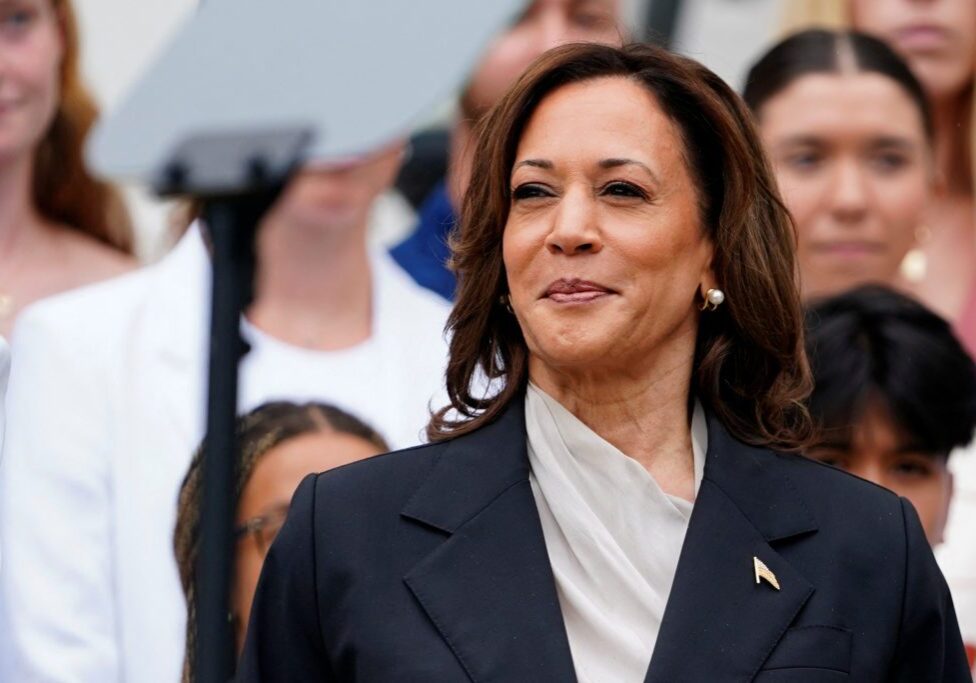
[157,127,313,683]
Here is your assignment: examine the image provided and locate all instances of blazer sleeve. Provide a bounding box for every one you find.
[0,309,121,682]
[237,474,333,682]
[889,497,971,681]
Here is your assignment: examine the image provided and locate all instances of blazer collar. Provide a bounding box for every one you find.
[401,400,531,534]
[401,400,577,681]
[646,413,819,681]
[700,411,818,541]
[401,403,818,540]
[400,399,821,682]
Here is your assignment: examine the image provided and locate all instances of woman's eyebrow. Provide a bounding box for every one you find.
[599,158,659,184]
[869,136,917,151]
[512,159,553,172]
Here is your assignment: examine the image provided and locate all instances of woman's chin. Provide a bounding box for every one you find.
[530,336,625,372]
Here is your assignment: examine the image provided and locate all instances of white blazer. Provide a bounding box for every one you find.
[0,227,451,683]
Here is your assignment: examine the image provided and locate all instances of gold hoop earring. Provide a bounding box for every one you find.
[699,288,725,312]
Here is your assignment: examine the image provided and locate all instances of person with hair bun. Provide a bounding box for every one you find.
[0,0,134,335]
[240,43,969,681]
[174,401,388,682]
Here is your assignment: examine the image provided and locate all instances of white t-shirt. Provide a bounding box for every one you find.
[239,251,449,448]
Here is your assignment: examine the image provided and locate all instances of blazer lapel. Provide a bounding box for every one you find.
[647,415,819,682]
[401,402,577,683]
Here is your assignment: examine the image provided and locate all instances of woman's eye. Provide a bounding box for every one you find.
[511,183,555,201]
[808,448,847,470]
[870,153,910,173]
[572,11,613,30]
[891,458,934,478]
[786,152,822,171]
[1,9,35,32]
[601,181,646,199]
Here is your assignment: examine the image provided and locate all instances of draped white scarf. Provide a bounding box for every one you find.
[525,383,707,682]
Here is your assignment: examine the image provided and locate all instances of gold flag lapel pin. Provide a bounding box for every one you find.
[753,556,781,591]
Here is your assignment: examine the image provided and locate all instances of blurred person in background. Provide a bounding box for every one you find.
[805,285,976,669]
[805,285,976,547]
[781,3,976,656]
[0,0,134,336]
[744,30,934,302]
[784,0,976,352]
[0,142,450,682]
[174,401,388,682]
[391,0,644,300]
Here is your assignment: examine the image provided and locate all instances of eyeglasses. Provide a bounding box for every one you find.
[235,504,290,557]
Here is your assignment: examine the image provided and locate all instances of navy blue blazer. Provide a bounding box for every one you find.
[237,401,969,681]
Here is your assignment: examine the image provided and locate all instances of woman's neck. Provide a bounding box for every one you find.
[247,215,373,351]
[0,155,46,255]
[529,330,698,500]
[932,91,973,197]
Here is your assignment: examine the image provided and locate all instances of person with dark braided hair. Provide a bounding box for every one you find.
[173,401,387,682]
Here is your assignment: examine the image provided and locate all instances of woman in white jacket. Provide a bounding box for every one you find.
[0,145,452,682]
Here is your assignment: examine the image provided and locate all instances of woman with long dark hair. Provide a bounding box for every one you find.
[239,43,969,681]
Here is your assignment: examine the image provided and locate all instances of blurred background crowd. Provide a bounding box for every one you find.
[0,0,975,680]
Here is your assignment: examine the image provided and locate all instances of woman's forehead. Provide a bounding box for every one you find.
[513,77,687,173]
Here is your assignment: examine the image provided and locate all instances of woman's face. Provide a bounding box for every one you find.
[232,430,382,653]
[503,76,715,379]
[852,0,976,100]
[463,0,622,117]
[269,143,403,237]
[759,73,931,300]
[809,403,952,546]
[0,0,62,162]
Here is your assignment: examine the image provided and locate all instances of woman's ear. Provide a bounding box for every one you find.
[698,238,719,294]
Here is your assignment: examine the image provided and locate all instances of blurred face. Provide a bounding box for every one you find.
[852,0,976,100]
[809,403,952,546]
[503,77,715,380]
[463,0,622,117]
[0,0,62,162]
[268,143,403,236]
[232,430,382,653]
[759,73,931,299]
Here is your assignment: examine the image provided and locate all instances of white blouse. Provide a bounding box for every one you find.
[525,383,707,682]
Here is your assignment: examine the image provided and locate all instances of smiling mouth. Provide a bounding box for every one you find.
[543,278,615,304]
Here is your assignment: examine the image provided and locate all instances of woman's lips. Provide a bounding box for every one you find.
[543,278,615,303]
[811,241,885,261]
[894,25,952,52]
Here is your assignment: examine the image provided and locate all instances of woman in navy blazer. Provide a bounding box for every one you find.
[238,43,969,681]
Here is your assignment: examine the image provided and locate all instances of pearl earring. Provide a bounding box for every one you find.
[700,288,725,312]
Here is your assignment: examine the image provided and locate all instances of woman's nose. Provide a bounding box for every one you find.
[544,189,602,255]
[828,159,871,224]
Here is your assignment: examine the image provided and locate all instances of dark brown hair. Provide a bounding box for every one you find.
[37,0,132,253]
[173,401,388,683]
[429,42,814,451]
[743,29,934,142]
